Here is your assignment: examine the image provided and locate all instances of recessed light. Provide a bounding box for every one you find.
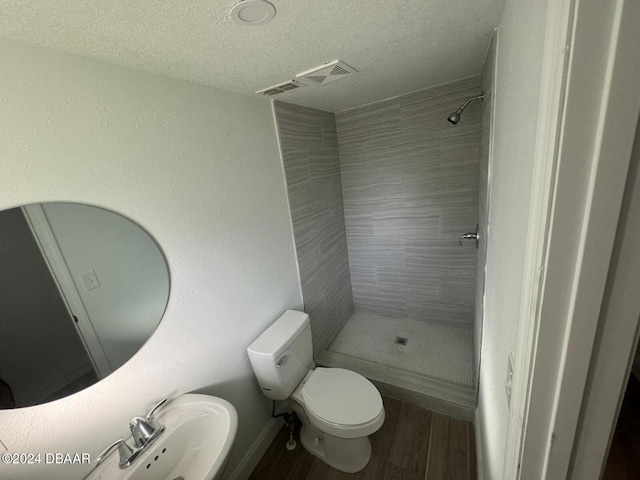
[230,0,276,26]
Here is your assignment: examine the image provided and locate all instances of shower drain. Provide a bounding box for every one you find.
[394,336,408,346]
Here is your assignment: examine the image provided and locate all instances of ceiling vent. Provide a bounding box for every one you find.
[296,60,358,86]
[255,79,305,96]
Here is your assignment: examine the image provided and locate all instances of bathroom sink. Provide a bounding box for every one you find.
[86,394,238,480]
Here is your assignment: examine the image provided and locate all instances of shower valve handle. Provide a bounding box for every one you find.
[459,231,479,248]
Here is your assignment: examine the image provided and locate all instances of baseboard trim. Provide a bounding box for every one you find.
[226,417,282,480]
[474,407,485,480]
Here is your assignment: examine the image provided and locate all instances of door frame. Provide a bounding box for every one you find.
[568,108,640,480]
[22,204,113,378]
[503,0,640,478]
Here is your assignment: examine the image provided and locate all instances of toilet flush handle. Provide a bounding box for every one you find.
[276,355,288,368]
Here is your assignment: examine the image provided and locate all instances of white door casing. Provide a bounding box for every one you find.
[22,204,113,378]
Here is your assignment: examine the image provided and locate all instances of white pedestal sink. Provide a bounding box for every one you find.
[86,394,238,480]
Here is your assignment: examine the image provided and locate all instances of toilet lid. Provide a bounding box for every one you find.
[302,368,382,426]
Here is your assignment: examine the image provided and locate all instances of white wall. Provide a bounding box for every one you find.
[477,0,549,478]
[42,203,170,371]
[0,37,302,479]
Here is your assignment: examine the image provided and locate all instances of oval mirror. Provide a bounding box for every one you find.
[0,203,170,409]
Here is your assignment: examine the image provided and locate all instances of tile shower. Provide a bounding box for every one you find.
[274,68,490,412]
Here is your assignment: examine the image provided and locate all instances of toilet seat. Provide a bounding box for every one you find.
[293,368,385,439]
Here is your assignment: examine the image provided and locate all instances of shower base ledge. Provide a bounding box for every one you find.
[316,350,476,421]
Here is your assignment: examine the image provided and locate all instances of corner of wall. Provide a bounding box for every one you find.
[474,407,487,480]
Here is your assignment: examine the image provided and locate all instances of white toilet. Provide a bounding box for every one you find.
[247,310,385,473]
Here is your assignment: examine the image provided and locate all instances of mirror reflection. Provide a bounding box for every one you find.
[0,203,170,409]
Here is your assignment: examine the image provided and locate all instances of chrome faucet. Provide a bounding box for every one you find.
[96,398,167,469]
[129,398,167,448]
[459,227,480,248]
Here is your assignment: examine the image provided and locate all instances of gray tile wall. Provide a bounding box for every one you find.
[336,77,482,327]
[273,101,354,355]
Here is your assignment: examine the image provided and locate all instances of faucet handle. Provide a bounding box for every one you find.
[96,439,134,468]
[146,398,167,420]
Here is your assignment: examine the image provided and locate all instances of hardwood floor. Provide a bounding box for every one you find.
[603,374,640,480]
[249,397,477,480]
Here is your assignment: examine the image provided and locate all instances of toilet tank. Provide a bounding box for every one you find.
[247,310,313,400]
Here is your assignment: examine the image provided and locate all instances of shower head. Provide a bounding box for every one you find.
[447,94,484,125]
[447,111,462,125]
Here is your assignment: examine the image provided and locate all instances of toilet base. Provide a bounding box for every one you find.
[298,423,372,473]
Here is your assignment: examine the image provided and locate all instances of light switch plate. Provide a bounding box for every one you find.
[80,270,100,291]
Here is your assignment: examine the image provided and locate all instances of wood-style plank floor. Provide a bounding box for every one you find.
[249,397,477,480]
[604,374,640,480]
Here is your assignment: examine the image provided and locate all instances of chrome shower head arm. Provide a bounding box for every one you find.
[446,93,485,125]
[457,94,485,113]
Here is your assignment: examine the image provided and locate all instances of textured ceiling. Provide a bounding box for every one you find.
[0,0,505,112]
